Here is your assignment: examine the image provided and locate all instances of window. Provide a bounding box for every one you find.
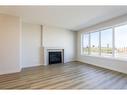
[101,29,113,56]
[82,33,89,55]
[115,24,127,58]
[81,23,127,60]
[90,32,99,55]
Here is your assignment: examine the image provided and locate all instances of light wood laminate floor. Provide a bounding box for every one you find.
[0,61,127,89]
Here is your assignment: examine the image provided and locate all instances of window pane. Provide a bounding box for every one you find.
[101,29,113,56]
[82,33,89,54]
[115,24,127,58]
[90,32,99,55]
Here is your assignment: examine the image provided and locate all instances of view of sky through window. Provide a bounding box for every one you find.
[101,28,112,56]
[90,32,99,55]
[115,24,127,58]
[82,24,127,58]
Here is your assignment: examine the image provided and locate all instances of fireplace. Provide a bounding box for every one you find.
[48,49,64,65]
[41,47,64,65]
[49,51,62,64]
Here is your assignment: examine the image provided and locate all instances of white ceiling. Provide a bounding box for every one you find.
[0,6,127,31]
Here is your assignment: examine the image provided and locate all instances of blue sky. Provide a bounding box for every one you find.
[115,25,127,48]
[91,32,99,47]
[83,25,127,48]
[88,29,112,48]
[101,29,112,48]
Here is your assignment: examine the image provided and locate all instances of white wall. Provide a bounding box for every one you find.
[0,15,77,74]
[0,14,21,75]
[77,14,127,74]
[22,23,41,68]
[22,24,76,68]
[43,26,77,63]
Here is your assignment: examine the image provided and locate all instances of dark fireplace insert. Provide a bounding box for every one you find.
[49,51,62,64]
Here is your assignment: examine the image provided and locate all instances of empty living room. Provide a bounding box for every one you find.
[1,5,127,91]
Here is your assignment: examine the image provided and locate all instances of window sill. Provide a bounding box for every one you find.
[81,54,127,62]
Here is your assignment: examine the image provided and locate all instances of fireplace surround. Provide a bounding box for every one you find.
[41,47,64,65]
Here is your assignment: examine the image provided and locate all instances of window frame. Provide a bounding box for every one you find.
[81,22,127,61]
